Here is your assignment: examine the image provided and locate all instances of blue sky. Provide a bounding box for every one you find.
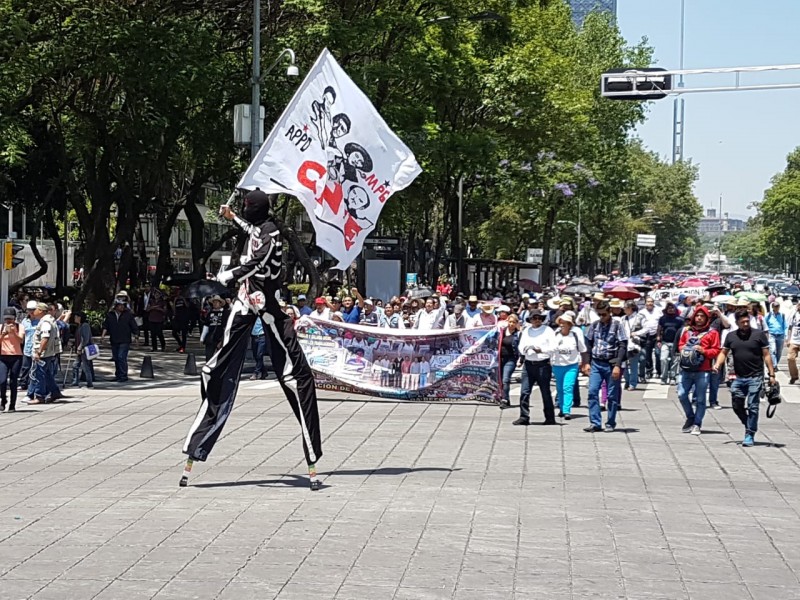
[617,0,800,218]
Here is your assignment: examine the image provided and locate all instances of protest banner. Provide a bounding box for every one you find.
[296,317,501,403]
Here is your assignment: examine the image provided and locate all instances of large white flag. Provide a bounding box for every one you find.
[238,48,422,269]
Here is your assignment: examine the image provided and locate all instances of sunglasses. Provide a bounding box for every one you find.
[531,316,544,321]
[597,312,610,317]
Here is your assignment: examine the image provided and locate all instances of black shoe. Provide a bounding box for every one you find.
[499,401,511,410]
[512,418,530,426]
[584,425,602,432]
[310,479,321,491]
[682,418,694,433]
[564,414,572,421]
[179,476,188,487]
[573,402,582,408]
[624,385,631,391]
[0,402,5,412]
[791,378,798,385]
[557,411,564,418]
[600,405,606,412]
[543,420,557,425]
[87,384,94,388]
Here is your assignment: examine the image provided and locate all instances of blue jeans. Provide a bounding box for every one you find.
[30,356,59,399]
[111,343,130,381]
[708,363,725,407]
[624,352,640,389]
[501,359,517,403]
[769,334,785,369]
[731,376,762,435]
[553,364,579,415]
[19,354,33,389]
[251,334,266,378]
[588,361,621,428]
[678,370,709,426]
[659,343,678,383]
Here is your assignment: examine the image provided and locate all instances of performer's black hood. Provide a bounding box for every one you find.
[242,189,271,225]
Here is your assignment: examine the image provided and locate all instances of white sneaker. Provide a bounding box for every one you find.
[690,425,701,436]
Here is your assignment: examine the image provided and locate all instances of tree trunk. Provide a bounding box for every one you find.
[184,198,207,277]
[540,202,558,285]
[10,226,48,296]
[154,201,185,285]
[43,213,64,291]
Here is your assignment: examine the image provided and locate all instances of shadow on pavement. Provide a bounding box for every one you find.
[193,474,326,489]
[724,440,786,448]
[325,467,461,476]
[611,427,640,433]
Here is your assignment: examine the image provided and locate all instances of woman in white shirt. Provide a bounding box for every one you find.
[551,312,587,420]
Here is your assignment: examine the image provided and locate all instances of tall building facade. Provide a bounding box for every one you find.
[569,0,617,27]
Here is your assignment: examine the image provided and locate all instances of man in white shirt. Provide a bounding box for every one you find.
[444,304,468,330]
[414,296,448,330]
[639,296,663,381]
[514,309,557,426]
[787,299,800,384]
[311,297,331,320]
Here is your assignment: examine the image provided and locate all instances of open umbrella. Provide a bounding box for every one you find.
[404,286,434,299]
[593,274,609,282]
[711,294,736,305]
[517,279,542,293]
[605,286,640,301]
[735,291,767,303]
[570,276,592,285]
[681,278,707,288]
[181,279,232,300]
[562,284,596,296]
[706,283,727,294]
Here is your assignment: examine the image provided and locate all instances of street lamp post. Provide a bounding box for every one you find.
[249,2,298,159]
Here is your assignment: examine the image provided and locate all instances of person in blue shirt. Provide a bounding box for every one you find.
[766,301,788,369]
[249,317,270,380]
[296,294,313,317]
[19,301,39,391]
[341,287,364,324]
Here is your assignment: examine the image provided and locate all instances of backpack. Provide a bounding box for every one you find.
[679,330,708,371]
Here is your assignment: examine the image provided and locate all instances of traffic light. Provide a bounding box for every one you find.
[3,242,24,270]
[601,68,672,100]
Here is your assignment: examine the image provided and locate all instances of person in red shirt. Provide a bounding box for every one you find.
[676,305,720,435]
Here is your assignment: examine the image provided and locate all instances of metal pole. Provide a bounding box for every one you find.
[717,193,723,271]
[672,0,686,164]
[64,207,69,287]
[7,206,12,238]
[576,196,581,275]
[250,0,261,160]
[457,176,464,292]
[21,207,26,239]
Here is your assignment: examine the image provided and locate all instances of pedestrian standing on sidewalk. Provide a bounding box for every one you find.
[26,303,62,405]
[766,301,787,370]
[201,295,229,362]
[171,294,190,353]
[101,300,139,383]
[676,306,720,436]
[582,301,628,433]
[70,311,95,388]
[714,310,776,447]
[514,309,556,426]
[146,290,167,352]
[249,317,269,380]
[622,301,645,392]
[551,312,587,421]
[0,308,24,413]
[18,301,39,391]
[786,298,800,384]
[638,297,662,382]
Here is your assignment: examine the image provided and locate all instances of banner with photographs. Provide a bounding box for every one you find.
[296,317,501,403]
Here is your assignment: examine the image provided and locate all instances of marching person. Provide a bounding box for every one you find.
[551,312,587,421]
[379,303,406,329]
[18,300,39,391]
[622,300,646,392]
[180,190,322,490]
[498,314,522,409]
[70,311,95,388]
[582,301,628,433]
[714,310,776,447]
[676,305,720,436]
[788,298,800,385]
[101,299,139,383]
[514,309,556,426]
[656,301,684,386]
[0,308,24,413]
[414,295,448,330]
[766,300,787,370]
[201,295,229,362]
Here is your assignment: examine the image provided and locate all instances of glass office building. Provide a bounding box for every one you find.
[569,0,617,27]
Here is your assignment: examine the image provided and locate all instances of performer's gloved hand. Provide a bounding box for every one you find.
[217,270,234,285]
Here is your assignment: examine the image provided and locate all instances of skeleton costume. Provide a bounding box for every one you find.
[180,190,323,490]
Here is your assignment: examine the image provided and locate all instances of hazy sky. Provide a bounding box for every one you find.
[617,0,800,218]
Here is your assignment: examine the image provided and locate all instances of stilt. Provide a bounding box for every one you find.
[309,463,320,491]
[179,458,194,487]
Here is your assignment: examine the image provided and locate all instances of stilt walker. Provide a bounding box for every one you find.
[180,190,323,490]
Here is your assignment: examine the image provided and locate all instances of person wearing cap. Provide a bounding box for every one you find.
[201,295,229,362]
[766,300,787,370]
[0,307,24,413]
[496,305,512,325]
[27,303,62,404]
[467,302,498,329]
[514,309,557,426]
[18,300,40,391]
[551,312,587,420]
[414,295,448,330]
[181,191,323,491]
[582,300,628,433]
[787,299,800,385]
[70,311,95,389]
[311,297,331,320]
[360,299,379,326]
[296,294,312,317]
[465,296,480,319]
[101,298,139,383]
[609,298,625,320]
[444,304,467,330]
[577,292,604,327]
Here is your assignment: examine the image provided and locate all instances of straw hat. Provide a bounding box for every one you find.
[480,304,495,313]
[557,311,576,325]
[547,297,562,310]
[592,291,607,301]
[609,298,625,309]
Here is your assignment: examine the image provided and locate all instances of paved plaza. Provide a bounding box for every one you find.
[2,356,800,599]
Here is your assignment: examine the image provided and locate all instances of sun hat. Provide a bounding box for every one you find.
[26,300,37,310]
[481,304,495,313]
[609,298,625,309]
[526,309,546,322]
[592,291,606,301]
[557,312,575,325]
[468,295,479,303]
[36,302,49,312]
[547,297,562,310]
[209,294,224,303]
[497,305,511,313]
